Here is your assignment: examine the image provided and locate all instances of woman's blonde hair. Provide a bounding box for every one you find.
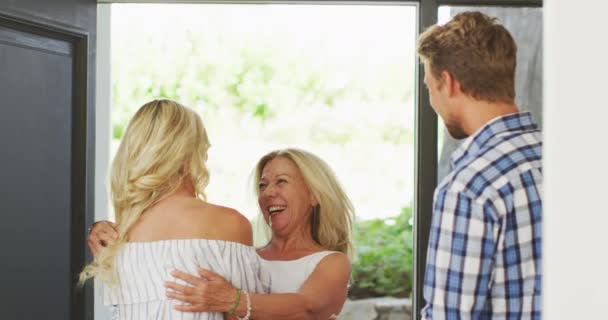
[80,99,211,285]
[254,148,355,258]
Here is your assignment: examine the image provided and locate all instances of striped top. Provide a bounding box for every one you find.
[101,239,268,320]
[260,251,338,293]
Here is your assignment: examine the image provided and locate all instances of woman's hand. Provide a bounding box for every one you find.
[87,220,118,256]
[164,268,239,313]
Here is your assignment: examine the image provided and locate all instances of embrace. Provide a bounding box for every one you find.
[81,99,354,320]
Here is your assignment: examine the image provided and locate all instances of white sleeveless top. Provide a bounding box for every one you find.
[260,251,338,293]
[101,239,267,320]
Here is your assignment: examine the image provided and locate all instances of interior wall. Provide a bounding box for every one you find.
[544,0,608,319]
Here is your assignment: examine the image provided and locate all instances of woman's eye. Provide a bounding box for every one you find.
[258,183,267,190]
[277,179,287,184]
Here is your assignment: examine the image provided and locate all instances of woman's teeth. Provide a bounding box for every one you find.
[268,206,285,216]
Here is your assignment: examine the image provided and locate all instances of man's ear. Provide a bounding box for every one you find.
[441,70,460,97]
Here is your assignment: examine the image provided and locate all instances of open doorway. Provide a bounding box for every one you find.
[97,2,418,319]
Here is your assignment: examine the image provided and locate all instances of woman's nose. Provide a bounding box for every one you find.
[261,184,277,198]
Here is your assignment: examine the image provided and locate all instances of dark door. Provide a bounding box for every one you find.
[0,1,95,319]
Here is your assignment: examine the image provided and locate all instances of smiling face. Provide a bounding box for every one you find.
[257,156,317,237]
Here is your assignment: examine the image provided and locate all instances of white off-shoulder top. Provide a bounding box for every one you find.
[101,239,267,320]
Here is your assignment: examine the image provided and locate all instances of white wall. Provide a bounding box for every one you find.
[544,1,608,319]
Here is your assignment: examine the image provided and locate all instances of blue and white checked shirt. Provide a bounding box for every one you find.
[422,112,542,320]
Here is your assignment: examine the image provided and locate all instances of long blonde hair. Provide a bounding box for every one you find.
[80,99,211,285]
[254,149,355,258]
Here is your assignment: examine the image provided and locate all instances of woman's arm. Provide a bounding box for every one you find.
[247,253,350,319]
[165,252,351,320]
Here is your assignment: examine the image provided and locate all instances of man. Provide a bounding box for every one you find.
[418,11,542,319]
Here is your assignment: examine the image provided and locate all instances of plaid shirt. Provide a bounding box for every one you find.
[422,112,542,320]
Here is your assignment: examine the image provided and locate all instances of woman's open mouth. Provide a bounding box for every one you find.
[268,206,286,218]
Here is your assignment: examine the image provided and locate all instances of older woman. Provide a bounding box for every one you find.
[89,148,355,319]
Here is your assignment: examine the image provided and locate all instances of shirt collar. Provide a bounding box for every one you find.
[450,112,538,169]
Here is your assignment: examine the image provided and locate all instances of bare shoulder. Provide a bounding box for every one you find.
[130,197,252,244]
[136,197,253,245]
[189,201,253,246]
[317,252,352,275]
[298,251,351,316]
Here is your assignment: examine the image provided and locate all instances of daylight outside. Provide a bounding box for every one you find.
[110,3,417,318]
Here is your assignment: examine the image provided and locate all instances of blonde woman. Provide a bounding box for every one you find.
[80,100,265,320]
[90,148,355,319]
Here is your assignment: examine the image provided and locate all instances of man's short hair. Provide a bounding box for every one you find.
[417,11,517,104]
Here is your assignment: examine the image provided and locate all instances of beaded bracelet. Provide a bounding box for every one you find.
[227,289,241,317]
[236,291,251,320]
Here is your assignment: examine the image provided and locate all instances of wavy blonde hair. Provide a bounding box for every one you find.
[80,99,211,285]
[254,149,355,258]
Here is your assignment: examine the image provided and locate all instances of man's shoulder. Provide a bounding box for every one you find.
[446,131,542,199]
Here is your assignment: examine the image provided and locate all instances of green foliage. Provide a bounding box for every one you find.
[349,206,413,299]
[112,122,125,140]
